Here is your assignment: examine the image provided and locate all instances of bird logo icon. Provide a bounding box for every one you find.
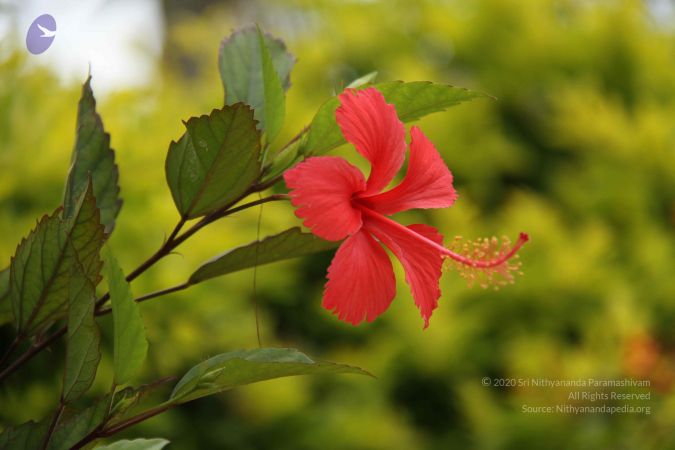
[37,23,57,38]
[26,14,57,55]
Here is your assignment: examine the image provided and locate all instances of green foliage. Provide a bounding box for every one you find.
[104,248,148,386]
[219,25,295,133]
[63,76,121,234]
[48,397,110,450]
[170,348,372,404]
[95,439,170,450]
[257,26,286,145]
[62,183,104,402]
[188,227,337,284]
[303,81,484,155]
[0,396,110,450]
[3,1,675,449]
[9,182,105,337]
[62,268,100,403]
[0,421,49,450]
[165,104,261,219]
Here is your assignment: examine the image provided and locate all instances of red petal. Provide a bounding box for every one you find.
[336,88,406,195]
[284,156,366,241]
[365,217,444,328]
[323,230,397,325]
[364,126,457,215]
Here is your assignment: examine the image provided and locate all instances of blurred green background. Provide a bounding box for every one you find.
[2,0,675,448]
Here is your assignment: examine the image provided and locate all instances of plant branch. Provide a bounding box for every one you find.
[71,403,176,449]
[0,337,20,368]
[40,401,64,450]
[94,218,187,310]
[95,282,190,316]
[0,326,66,382]
[0,194,288,382]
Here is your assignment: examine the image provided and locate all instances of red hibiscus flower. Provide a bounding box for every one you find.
[284,87,528,328]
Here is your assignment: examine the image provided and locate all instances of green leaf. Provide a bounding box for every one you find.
[165,104,261,219]
[48,397,110,450]
[9,182,105,336]
[188,227,338,285]
[62,185,104,402]
[95,439,170,450]
[170,348,372,404]
[64,76,122,234]
[103,248,148,386]
[303,81,486,156]
[0,397,109,450]
[0,420,48,450]
[62,262,101,402]
[257,26,285,145]
[219,25,295,132]
[346,71,378,89]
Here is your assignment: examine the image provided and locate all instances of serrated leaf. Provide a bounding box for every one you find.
[9,182,105,336]
[165,104,261,219]
[103,248,148,386]
[303,81,485,156]
[188,227,338,285]
[219,25,295,133]
[62,263,101,402]
[62,185,104,402]
[64,76,122,233]
[257,26,285,144]
[95,439,170,450]
[346,71,378,89]
[0,420,48,450]
[170,348,372,404]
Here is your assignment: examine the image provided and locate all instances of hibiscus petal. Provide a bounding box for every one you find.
[336,88,406,195]
[284,156,366,241]
[323,230,397,325]
[365,217,444,328]
[364,126,457,215]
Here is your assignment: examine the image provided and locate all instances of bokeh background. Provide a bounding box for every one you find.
[2,0,675,448]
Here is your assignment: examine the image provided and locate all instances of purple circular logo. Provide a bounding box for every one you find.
[26,14,57,55]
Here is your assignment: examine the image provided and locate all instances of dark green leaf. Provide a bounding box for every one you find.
[303,81,486,156]
[62,264,101,402]
[257,26,285,144]
[9,182,105,336]
[48,396,110,450]
[94,439,170,450]
[165,104,261,219]
[64,76,122,233]
[170,348,372,404]
[188,227,338,285]
[0,420,48,450]
[62,185,104,402]
[103,248,148,386]
[219,25,295,132]
[0,396,109,450]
